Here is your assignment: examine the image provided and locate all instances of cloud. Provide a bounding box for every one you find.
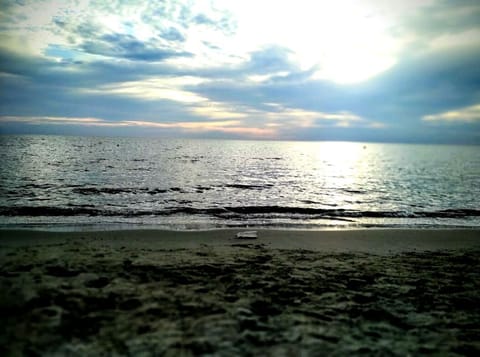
[1,0,235,63]
[52,16,191,62]
[190,101,248,120]
[423,104,480,123]
[186,99,380,135]
[1,0,480,144]
[259,105,365,125]
[80,33,192,61]
[0,115,275,138]
[245,46,294,74]
[192,14,217,26]
[162,27,185,42]
[401,0,480,39]
[0,116,117,126]
[84,77,209,103]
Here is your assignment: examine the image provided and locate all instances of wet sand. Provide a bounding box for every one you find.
[1,229,480,355]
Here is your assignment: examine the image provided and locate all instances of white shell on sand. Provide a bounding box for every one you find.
[235,231,258,239]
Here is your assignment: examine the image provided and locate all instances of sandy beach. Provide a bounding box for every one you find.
[1,229,479,356]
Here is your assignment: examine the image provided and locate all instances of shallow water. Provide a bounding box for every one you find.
[0,135,479,229]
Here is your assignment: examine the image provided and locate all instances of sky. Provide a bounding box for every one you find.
[0,0,480,144]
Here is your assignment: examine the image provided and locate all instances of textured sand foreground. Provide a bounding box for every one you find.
[1,229,480,356]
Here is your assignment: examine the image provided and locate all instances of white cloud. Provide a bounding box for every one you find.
[1,102,379,138]
[188,100,377,130]
[246,71,290,83]
[0,116,121,126]
[79,76,373,126]
[3,0,478,84]
[1,0,478,143]
[0,0,404,83]
[190,101,248,119]
[0,0,91,55]
[79,75,369,125]
[0,115,275,138]
[428,29,480,52]
[82,77,209,103]
[263,107,364,124]
[7,0,477,86]
[423,104,480,123]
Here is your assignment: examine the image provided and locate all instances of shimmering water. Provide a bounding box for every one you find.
[1,135,479,230]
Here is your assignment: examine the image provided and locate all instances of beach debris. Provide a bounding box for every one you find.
[235,231,258,239]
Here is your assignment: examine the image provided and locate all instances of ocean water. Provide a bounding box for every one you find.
[0,135,479,230]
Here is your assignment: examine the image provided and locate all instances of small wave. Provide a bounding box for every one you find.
[0,206,228,217]
[89,158,107,164]
[414,209,480,218]
[72,187,170,195]
[72,187,136,195]
[0,206,104,217]
[147,188,168,194]
[14,183,279,197]
[342,189,366,195]
[18,183,54,190]
[221,206,480,219]
[224,184,273,190]
[171,155,204,163]
[195,186,214,192]
[299,200,321,205]
[128,168,152,172]
[1,205,479,220]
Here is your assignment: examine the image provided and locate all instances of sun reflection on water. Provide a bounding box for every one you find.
[289,141,371,210]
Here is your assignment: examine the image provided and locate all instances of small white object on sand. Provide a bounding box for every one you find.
[235,231,258,239]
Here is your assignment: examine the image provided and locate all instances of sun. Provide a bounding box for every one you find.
[224,0,398,84]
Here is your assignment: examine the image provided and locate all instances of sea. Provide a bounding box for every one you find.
[0,135,479,231]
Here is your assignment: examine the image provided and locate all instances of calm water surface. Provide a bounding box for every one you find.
[0,135,479,230]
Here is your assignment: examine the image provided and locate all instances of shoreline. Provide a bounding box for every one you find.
[1,228,479,254]
[1,220,480,232]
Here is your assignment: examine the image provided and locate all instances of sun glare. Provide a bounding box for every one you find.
[226,0,398,84]
[4,0,399,84]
